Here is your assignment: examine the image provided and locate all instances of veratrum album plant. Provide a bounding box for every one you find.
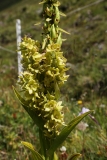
[13,0,92,159]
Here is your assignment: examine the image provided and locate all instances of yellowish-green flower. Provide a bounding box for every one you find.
[18,37,68,137]
[18,0,69,138]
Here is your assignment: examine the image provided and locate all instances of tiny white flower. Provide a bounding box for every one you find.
[60,146,66,152]
[79,107,90,115]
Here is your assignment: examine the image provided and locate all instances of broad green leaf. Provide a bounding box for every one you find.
[21,141,44,160]
[13,86,28,106]
[13,87,44,129]
[58,27,70,35]
[68,153,81,160]
[48,111,92,156]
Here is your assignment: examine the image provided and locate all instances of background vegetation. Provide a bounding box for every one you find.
[0,0,107,159]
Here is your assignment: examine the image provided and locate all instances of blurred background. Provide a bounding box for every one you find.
[0,0,107,159]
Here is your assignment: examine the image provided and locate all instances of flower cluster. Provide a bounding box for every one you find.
[18,36,68,137]
[14,1,92,159]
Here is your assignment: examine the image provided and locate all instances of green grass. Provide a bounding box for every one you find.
[62,97,107,160]
[0,0,107,159]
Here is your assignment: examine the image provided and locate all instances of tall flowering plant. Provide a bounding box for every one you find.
[13,0,92,159]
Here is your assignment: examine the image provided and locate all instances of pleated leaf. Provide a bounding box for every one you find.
[48,111,92,156]
[21,141,44,160]
[13,86,44,129]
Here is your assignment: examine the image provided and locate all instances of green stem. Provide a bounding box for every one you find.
[39,129,52,160]
[39,129,47,159]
